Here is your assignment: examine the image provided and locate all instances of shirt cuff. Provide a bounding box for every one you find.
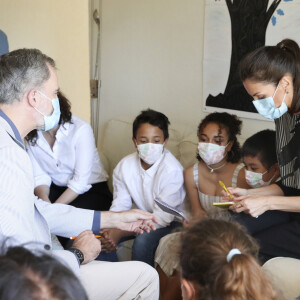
[34,175,52,188]
[68,181,92,195]
[67,250,81,266]
[92,211,101,233]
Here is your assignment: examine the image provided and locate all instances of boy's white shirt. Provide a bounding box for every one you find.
[110,149,186,228]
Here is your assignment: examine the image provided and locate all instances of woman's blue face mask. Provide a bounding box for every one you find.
[252,83,288,120]
[34,90,61,131]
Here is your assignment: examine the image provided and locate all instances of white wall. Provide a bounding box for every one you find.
[0,0,91,122]
[98,0,275,146]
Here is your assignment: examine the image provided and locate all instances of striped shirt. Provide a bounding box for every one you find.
[0,110,99,275]
[275,112,300,189]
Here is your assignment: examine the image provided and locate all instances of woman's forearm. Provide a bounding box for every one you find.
[34,185,51,202]
[247,183,284,196]
[268,195,300,212]
[55,188,79,205]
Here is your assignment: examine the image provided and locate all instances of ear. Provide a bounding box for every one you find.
[181,279,196,300]
[132,137,137,149]
[163,137,169,147]
[226,140,234,152]
[27,89,39,108]
[280,75,293,94]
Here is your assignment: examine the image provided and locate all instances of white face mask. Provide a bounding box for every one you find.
[245,169,275,188]
[137,142,164,165]
[198,142,228,165]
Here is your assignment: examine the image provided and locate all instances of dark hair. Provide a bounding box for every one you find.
[180,219,277,300]
[132,108,170,140]
[25,91,72,145]
[239,39,300,114]
[197,112,242,163]
[0,48,55,105]
[0,246,88,300]
[242,130,277,169]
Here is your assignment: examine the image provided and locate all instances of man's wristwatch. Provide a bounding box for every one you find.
[68,247,84,265]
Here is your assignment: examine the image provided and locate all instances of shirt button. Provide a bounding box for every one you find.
[44,244,51,250]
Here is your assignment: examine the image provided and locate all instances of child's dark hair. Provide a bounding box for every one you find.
[242,130,277,169]
[180,219,277,300]
[132,108,170,140]
[25,91,72,146]
[197,112,242,163]
[239,39,300,114]
[0,245,88,300]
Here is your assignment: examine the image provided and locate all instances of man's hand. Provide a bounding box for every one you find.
[72,230,101,264]
[101,209,158,234]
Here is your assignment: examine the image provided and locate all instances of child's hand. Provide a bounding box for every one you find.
[183,219,190,228]
[98,235,117,253]
[100,229,122,252]
[183,215,205,228]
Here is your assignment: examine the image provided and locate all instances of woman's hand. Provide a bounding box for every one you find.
[221,187,248,202]
[229,194,271,218]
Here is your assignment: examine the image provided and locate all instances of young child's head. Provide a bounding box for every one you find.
[197,112,242,165]
[180,219,277,300]
[132,109,170,167]
[242,130,279,188]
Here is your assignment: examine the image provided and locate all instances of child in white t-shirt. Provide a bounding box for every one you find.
[106,109,186,266]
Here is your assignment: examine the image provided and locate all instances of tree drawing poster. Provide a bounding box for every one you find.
[203,0,300,120]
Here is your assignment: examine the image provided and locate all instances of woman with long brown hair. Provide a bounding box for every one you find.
[26,92,112,248]
[226,39,300,261]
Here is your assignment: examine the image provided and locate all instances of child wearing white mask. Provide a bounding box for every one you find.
[242,130,280,188]
[185,112,249,217]
[154,112,249,300]
[105,109,185,267]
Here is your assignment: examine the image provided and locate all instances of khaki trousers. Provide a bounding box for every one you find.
[80,260,159,300]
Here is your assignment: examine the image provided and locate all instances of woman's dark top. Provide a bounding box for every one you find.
[275,113,300,196]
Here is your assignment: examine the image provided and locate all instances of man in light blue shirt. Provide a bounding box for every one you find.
[0,48,159,300]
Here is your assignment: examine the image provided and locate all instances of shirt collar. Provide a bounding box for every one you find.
[55,122,70,142]
[59,122,70,136]
[36,122,70,145]
[0,109,24,146]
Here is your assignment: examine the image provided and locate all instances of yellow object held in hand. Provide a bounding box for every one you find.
[219,180,234,199]
[213,202,234,209]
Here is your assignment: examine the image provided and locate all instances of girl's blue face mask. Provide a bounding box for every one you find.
[252,84,288,120]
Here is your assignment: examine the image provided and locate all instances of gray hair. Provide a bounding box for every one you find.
[0,48,56,104]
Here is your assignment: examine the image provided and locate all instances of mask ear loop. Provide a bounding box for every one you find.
[272,83,280,98]
[273,83,287,107]
[225,140,233,160]
[282,91,287,105]
[264,164,277,183]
